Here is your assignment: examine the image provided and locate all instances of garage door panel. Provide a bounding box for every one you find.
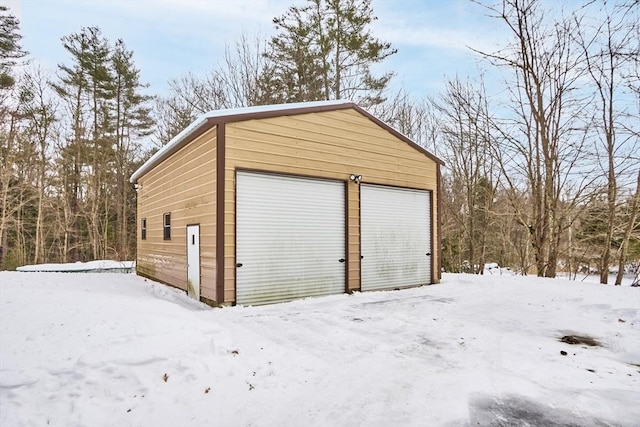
[361,185,431,291]
[236,172,345,305]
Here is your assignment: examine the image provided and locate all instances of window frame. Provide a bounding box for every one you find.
[163,212,171,240]
[141,218,147,240]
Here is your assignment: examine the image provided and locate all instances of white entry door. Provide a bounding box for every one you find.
[360,185,431,291]
[186,224,200,300]
[236,171,345,306]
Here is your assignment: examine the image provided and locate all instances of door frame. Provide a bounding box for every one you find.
[359,183,433,291]
[186,224,201,300]
[234,169,347,305]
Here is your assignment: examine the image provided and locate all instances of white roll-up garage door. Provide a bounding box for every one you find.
[236,171,345,305]
[361,184,431,291]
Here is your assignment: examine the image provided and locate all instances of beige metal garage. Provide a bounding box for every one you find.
[130,100,443,306]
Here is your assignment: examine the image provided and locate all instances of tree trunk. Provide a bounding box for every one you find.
[615,170,640,285]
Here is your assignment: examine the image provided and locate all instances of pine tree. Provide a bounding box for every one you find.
[52,27,95,261]
[0,5,27,90]
[111,39,153,259]
[0,5,28,269]
[266,0,396,106]
[265,4,326,103]
[53,27,152,261]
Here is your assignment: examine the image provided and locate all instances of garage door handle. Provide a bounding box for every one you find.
[338,258,345,263]
[236,263,243,268]
[426,253,431,256]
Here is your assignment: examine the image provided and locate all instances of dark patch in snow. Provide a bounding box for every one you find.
[464,395,616,427]
[360,295,453,307]
[560,335,600,347]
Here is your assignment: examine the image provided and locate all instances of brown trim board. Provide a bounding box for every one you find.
[344,180,349,293]
[234,167,346,184]
[216,124,226,303]
[357,182,362,292]
[430,189,435,285]
[437,163,442,281]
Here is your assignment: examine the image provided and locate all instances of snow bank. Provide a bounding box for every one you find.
[1,272,639,426]
[16,260,135,273]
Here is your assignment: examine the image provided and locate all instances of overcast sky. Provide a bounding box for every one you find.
[6,0,514,100]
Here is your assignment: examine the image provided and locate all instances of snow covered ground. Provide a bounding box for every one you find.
[1,272,639,427]
[16,260,135,273]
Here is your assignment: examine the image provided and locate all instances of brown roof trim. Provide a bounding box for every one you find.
[131,101,443,183]
[205,102,444,165]
[130,118,212,183]
[350,104,444,165]
[205,102,355,126]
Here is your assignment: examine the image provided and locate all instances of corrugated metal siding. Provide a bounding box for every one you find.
[225,109,439,302]
[360,184,431,291]
[136,127,217,300]
[235,171,345,305]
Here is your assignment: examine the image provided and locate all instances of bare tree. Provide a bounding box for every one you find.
[474,0,597,277]
[19,67,58,264]
[433,76,498,274]
[154,33,271,147]
[615,170,640,285]
[574,0,640,283]
[0,93,24,268]
[373,88,441,155]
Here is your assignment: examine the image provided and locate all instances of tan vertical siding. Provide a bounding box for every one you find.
[224,109,439,303]
[136,127,217,300]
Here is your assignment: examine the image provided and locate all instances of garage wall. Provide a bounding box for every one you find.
[136,127,217,300]
[224,108,439,303]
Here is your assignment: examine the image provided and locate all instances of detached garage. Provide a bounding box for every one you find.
[130,100,442,306]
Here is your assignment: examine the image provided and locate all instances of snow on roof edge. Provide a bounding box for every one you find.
[130,114,209,183]
[203,99,352,119]
[130,100,354,183]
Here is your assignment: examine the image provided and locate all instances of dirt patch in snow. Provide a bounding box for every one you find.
[559,334,600,347]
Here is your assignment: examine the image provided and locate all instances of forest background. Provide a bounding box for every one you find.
[1,0,638,285]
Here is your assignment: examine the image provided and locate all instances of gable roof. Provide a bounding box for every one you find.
[130,100,443,183]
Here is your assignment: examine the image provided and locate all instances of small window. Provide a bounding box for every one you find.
[141,218,147,240]
[163,213,171,240]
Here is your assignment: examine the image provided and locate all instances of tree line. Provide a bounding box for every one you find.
[1,0,638,284]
